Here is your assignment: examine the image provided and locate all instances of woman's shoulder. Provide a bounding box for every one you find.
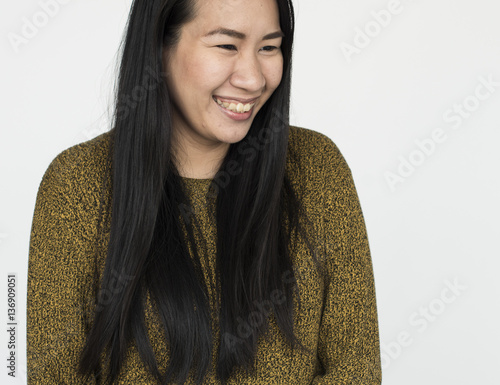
[56,131,112,166]
[37,131,113,203]
[287,125,351,183]
[43,131,112,178]
[289,125,333,147]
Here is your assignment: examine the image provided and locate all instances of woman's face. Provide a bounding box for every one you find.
[163,0,284,159]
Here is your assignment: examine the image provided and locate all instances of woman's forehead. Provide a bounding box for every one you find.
[185,0,281,36]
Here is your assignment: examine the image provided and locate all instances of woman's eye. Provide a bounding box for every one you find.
[217,44,237,51]
[260,46,279,52]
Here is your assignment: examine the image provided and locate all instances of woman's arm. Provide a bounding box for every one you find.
[27,150,97,384]
[312,137,382,384]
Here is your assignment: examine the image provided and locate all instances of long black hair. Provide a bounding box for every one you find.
[78,0,323,383]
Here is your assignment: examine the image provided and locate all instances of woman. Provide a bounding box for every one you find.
[27,0,382,383]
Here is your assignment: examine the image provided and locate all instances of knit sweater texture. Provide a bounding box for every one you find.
[27,125,382,384]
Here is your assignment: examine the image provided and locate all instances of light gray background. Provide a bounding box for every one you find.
[1,0,499,383]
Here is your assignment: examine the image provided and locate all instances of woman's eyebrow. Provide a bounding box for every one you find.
[204,28,284,40]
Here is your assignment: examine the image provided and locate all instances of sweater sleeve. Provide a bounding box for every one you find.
[311,137,382,384]
[27,151,97,384]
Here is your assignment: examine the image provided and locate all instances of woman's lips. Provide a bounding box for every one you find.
[214,95,258,104]
[214,96,256,113]
[213,96,256,121]
[213,96,257,113]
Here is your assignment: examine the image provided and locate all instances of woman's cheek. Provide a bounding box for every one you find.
[265,56,284,89]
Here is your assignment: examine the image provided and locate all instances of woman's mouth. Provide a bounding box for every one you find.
[212,96,258,121]
[213,96,256,114]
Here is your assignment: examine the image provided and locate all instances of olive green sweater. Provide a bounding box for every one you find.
[27,126,382,384]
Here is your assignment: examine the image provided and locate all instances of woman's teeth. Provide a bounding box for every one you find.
[215,98,255,113]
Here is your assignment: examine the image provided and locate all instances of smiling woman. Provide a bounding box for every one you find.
[164,0,285,179]
[27,0,382,384]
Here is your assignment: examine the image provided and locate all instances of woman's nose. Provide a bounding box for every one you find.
[229,52,265,93]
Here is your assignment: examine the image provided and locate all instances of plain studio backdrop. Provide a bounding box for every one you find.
[1,0,499,383]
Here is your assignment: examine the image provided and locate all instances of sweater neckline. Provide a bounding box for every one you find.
[180,176,213,183]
